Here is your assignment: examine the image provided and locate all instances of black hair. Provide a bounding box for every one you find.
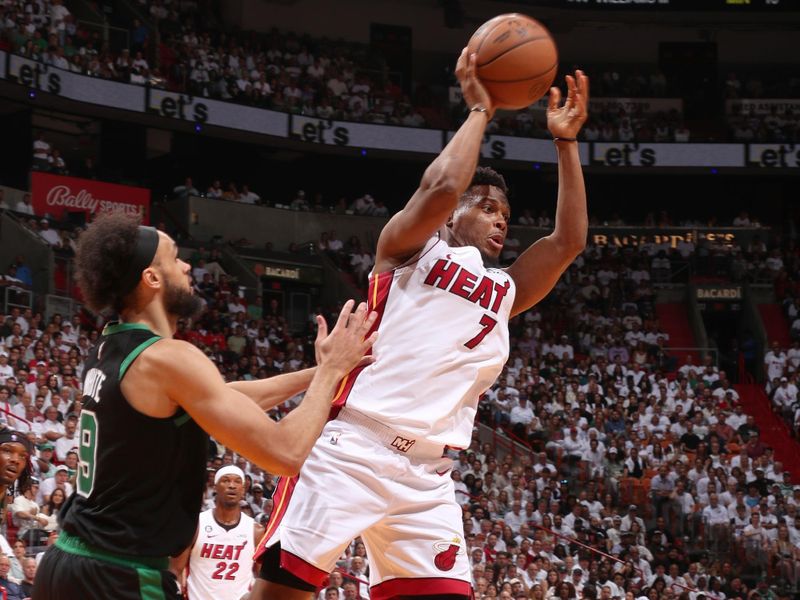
[468,166,508,195]
[74,213,142,313]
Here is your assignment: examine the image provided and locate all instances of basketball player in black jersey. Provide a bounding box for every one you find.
[32,214,378,600]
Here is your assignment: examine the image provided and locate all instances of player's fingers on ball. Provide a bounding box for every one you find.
[455,48,467,74]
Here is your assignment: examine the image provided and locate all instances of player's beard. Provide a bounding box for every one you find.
[220,497,241,510]
[481,251,500,268]
[163,278,203,320]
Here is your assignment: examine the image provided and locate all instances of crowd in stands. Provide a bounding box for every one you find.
[0,201,796,598]
[1,2,798,142]
[768,237,800,438]
[727,106,800,144]
[31,132,68,176]
[0,0,167,86]
[28,131,98,182]
[172,175,389,219]
[722,72,800,143]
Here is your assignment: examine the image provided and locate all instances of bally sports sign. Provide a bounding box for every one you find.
[30,172,151,224]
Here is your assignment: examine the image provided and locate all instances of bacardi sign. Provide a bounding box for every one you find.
[31,172,150,223]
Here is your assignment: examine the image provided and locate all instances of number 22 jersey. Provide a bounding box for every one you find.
[186,508,254,600]
[334,235,516,449]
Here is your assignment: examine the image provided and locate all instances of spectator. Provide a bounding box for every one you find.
[206,180,223,199]
[32,133,50,169]
[19,558,37,599]
[0,555,22,600]
[239,184,261,205]
[10,480,48,546]
[14,194,34,216]
[173,177,199,199]
[38,219,61,247]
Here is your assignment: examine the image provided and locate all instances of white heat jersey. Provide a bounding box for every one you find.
[336,236,515,448]
[186,508,254,600]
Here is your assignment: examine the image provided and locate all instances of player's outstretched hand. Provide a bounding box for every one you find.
[547,69,589,139]
[456,47,495,119]
[315,300,378,377]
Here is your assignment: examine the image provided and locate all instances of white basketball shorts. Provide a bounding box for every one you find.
[254,407,473,598]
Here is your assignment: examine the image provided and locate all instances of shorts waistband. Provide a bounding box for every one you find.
[56,531,169,571]
[336,407,446,460]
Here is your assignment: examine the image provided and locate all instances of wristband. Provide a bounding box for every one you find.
[553,137,577,143]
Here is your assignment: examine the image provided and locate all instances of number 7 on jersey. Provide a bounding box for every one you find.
[464,314,498,349]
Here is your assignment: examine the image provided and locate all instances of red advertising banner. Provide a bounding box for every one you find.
[30,172,151,224]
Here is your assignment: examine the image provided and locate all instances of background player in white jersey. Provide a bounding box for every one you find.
[173,466,262,599]
[252,48,589,600]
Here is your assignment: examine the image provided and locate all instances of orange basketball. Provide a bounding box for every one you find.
[467,13,558,110]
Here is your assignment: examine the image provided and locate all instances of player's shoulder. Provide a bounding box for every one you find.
[125,338,215,393]
[399,234,447,268]
[139,337,204,369]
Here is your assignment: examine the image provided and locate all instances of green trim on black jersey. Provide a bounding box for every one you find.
[56,531,168,570]
[137,568,168,600]
[56,532,168,600]
[172,411,192,427]
[103,322,154,336]
[119,336,162,380]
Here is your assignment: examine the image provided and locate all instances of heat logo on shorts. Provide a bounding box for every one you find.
[390,436,416,453]
[433,538,462,572]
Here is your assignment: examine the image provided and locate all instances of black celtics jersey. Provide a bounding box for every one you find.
[61,322,208,557]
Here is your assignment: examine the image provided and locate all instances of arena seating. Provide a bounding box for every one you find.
[2,1,798,143]
[2,196,799,598]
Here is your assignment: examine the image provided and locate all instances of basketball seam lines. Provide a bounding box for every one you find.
[477,36,552,69]
[479,62,558,84]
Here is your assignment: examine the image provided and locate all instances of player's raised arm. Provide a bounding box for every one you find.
[506,70,590,317]
[143,301,377,476]
[374,49,494,273]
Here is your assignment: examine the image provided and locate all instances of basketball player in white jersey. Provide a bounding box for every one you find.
[252,49,589,599]
[174,466,262,599]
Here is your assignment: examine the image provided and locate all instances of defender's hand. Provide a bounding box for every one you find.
[314,300,378,378]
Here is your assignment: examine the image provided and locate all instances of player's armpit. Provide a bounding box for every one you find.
[375,183,459,272]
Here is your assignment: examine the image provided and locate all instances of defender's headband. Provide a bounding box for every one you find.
[119,226,159,297]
